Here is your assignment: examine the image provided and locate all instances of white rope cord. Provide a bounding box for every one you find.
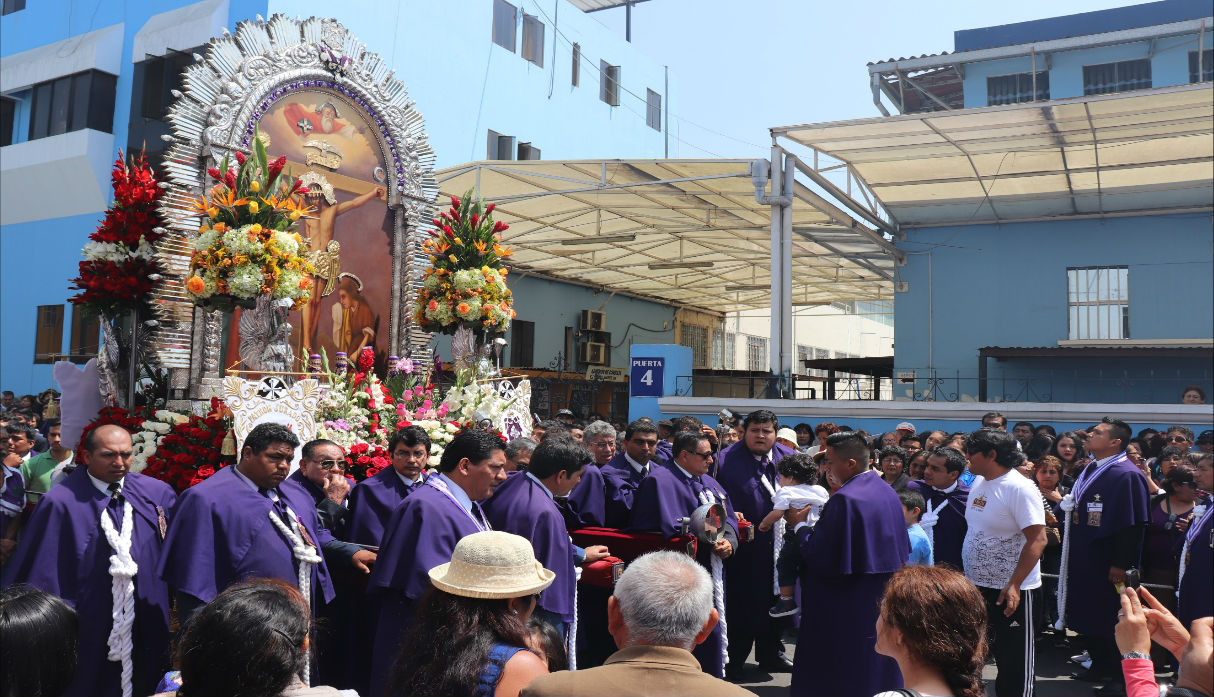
[99,501,137,697]
[697,487,729,677]
[757,473,783,595]
[568,564,581,670]
[918,497,949,567]
[1054,493,1076,630]
[1177,504,1209,598]
[266,505,322,686]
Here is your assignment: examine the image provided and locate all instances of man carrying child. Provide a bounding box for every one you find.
[759,452,828,618]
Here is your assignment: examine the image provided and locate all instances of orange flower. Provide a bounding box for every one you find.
[186,276,206,294]
[474,240,488,254]
[456,302,471,315]
[428,300,439,312]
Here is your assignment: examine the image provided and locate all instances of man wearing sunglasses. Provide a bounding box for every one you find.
[289,439,354,537]
[1163,426,1194,453]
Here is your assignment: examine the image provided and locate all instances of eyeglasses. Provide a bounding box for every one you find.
[689,451,714,460]
[317,459,346,471]
[1166,436,1190,443]
[589,441,615,449]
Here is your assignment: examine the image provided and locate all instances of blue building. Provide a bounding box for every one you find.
[774,0,1213,405]
[0,0,678,399]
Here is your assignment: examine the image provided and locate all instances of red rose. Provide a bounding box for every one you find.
[197,465,215,478]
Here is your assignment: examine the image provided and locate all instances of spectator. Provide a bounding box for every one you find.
[505,438,537,473]
[19,419,71,507]
[981,412,1008,431]
[1035,425,1058,438]
[158,578,354,697]
[716,424,739,448]
[569,422,584,444]
[5,424,36,466]
[0,584,78,697]
[1141,466,1198,609]
[946,432,968,451]
[1196,430,1213,455]
[1177,453,1213,628]
[900,433,923,457]
[792,423,814,453]
[521,551,758,697]
[0,391,13,411]
[877,446,910,490]
[962,428,1047,697]
[526,617,568,672]
[924,430,948,451]
[880,431,900,449]
[872,565,988,697]
[1023,433,1055,465]
[1114,587,1213,697]
[533,421,569,444]
[899,489,932,566]
[388,531,550,697]
[1156,446,1187,481]
[807,422,840,456]
[907,450,929,481]
[1163,426,1195,454]
[1051,431,1088,482]
[776,428,799,452]
[1181,385,1206,404]
[555,409,576,425]
[1013,422,1036,449]
[1125,441,1163,492]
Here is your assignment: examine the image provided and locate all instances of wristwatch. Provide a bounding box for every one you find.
[1121,650,1151,660]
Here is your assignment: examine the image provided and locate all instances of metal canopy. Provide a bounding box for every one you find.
[434,159,900,313]
[773,84,1214,226]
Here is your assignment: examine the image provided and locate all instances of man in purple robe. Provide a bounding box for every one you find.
[566,420,617,528]
[906,445,969,569]
[1178,452,1212,627]
[3,424,177,697]
[365,429,508,697]
[484,437,610,636]
[715,409,795,679]
[630,431,738,678]
[787,430,908,697]
[346,426,430,547]
[599,420,661,529]
[157,422,335,625]
[1061,417,1149,685]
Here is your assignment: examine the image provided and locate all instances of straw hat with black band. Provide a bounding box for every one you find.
[429,531,556,599]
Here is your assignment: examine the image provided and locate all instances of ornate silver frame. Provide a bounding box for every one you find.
[152,15,436,405]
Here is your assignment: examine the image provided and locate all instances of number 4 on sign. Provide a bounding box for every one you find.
[639,369,654,386]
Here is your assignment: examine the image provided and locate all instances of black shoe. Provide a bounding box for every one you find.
[768,597,798,618]
[724,665,747,682]
[757,654,795,673]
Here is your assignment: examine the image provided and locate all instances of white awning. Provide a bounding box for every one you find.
[434,159,900,313]
[1,23,124,92]
[131,0,229,61]
[773,84,1214,226]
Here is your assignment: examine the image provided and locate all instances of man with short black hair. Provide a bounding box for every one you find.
[630,432,738,677]
[1057,417,1149,687]
[485,438,609,637]
[717,409,795,678]
[159,423,335,625]
[504,436,536,472]
[289,439,354,538]
[962,428,1047,697]
[599,420,661,528]
[787,431,908,696]
[347,426,432,547]
[982,411,1009,431]
[1012,422,1035,449]
[907,446,970,569]
[533,419,569,444]
[6,424,177,697]
[6,423,36,465]
[20,419,71,507]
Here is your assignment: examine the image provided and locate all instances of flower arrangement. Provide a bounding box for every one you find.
[442,379,513,426]
[140,399,236,492]
[185,131,316,311]
[129,410,190,473]
[68,152,166,318]
[415,190,516,334]
[77,405,153,452]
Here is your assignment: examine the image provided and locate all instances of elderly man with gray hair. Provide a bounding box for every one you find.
[521,551,757,697]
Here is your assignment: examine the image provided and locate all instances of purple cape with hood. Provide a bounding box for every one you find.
[792,469,908,697]
[565,462,606,528]
[3,468,177,697]
[599,452,655,529]
[1063,453,1150,637]
[629,461,738,677]
[346,465,424,546]
[365,477,485,697]
[156,464,335,607]
[906,479,969,570]
[483,472,576,622]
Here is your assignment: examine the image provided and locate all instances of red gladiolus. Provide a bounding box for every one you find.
[493,221,508,233]
[224,168,237,189]
[207,167,224,182]
[486,203,496,214]
[234,151,247,165]
[357,347,375,371]
[267,155,286,182]
[471,213,479,228]
[451,196,461,208]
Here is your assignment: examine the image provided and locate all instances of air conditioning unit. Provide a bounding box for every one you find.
[579,341,608,365]
[580,309,606,332]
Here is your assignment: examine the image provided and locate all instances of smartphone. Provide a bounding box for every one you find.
[1124,568,1141,590]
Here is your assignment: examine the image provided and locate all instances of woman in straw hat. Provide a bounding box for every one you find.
[385,531,553,697]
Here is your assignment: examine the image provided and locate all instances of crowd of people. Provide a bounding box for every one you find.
[0,390,1211,697]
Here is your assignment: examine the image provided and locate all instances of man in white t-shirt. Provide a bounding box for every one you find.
[962,428,1048,697]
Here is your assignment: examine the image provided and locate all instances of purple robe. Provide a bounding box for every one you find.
[157,465,335,607]
[629,462,738,677]
[3,468,177,697]
[655,439,674,465]
[792,470,907,697]
[566,463,606,528]
[365,479,484,696]
[0,464,23,539]
[346,466,423,546]
[483,473,576,622]
[1178,506,1213,626]
[715,441,795,650]
[906,479,969,570]
[1063,455,1149,637]
[599,452,654,529]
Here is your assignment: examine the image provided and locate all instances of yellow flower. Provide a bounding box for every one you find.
[249,224,262,234]
[198,225,211,234]
[453,238,462,246]
[448,255,458,263]
[249,180,261,193]
[474,242,488,254]
[207,207,219,219]
[289,210,301,221]
[247,201,259,214]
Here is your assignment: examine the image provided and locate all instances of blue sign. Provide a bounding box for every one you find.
[630,357,664,397]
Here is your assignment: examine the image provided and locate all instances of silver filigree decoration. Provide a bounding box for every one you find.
[237,295,295,373]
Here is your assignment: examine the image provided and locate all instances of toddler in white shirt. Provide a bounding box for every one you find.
[760,453,829,617]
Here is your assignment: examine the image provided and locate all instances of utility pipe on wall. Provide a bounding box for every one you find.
[752,144,795,383]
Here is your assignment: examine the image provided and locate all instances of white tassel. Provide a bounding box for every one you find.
[99,501,137,697]
[568,565,580,670]
[1055,493,1076,630]
[710,554,729,677]
[266,505,322,685]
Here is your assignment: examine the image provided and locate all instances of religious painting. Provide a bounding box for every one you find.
[223,90,395,371]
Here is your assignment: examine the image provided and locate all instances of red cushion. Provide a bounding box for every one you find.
[580,557,625,588]
[571,527,697,563]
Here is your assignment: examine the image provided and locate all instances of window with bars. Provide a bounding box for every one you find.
[68,307,100,364]
[681,325,709,368]
[510,320,535,367]
[34,305,64,364]
[746,335,767,371]
[1067,266,1129,340]
[600,61,620,106]
[28,70,117,141]
[571,43,581,86]
[492,0,517,52]
[1190,49,1213,83]
[1083,59,1151,95]
[724,332,737,369]
[645,88,661,130]
[987,71,1049,106]
[521,13,544,67]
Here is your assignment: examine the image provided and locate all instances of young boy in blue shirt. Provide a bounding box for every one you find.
[899,488,933,566]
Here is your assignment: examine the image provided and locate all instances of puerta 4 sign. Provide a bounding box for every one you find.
[629,357,664,397]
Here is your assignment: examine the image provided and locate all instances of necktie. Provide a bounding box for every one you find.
[760,456,774,486]
[472,502,489,529]
[106,482,124,526]
[261,488,292,525]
